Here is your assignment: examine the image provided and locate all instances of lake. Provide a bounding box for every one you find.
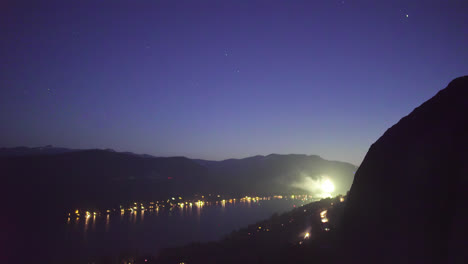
[56,197,312,261]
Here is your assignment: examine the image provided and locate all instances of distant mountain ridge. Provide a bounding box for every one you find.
[193,154,323,167]
[197,153,356,196]
[0,146,347,166]
[2,147,356,209]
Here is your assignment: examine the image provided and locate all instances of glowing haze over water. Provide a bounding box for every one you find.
[1,1,467,165]
[292,176,336,198]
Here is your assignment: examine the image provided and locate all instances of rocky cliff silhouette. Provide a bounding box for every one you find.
[342,76,468,263]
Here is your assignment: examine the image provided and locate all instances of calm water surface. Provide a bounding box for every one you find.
[58,199,308,260]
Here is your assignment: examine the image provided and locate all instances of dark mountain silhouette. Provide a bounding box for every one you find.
[3,149,208,209]
[2,150,356,209]
[342,76,468,263]
[198,154,356,196]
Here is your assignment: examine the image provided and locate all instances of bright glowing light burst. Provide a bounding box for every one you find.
[321,179,335,193]
[291,174,336,198]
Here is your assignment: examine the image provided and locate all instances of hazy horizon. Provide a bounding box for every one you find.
[0,144,360,166]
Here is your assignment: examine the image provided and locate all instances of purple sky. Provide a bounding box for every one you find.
[1,0,467,165]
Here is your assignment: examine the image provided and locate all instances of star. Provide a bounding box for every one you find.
[406,14,409,18]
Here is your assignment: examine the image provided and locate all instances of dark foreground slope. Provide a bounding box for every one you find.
[155,196,344,264]
[342,76,468,263]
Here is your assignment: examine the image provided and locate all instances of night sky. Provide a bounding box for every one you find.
[1,0,467,165]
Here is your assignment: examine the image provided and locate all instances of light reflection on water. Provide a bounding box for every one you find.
[132,210,137,224]
[62,198,310,260]
[105,214,110,232]
[92,215,96,231]
[84,215,89,232]
[68,198,315,231]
